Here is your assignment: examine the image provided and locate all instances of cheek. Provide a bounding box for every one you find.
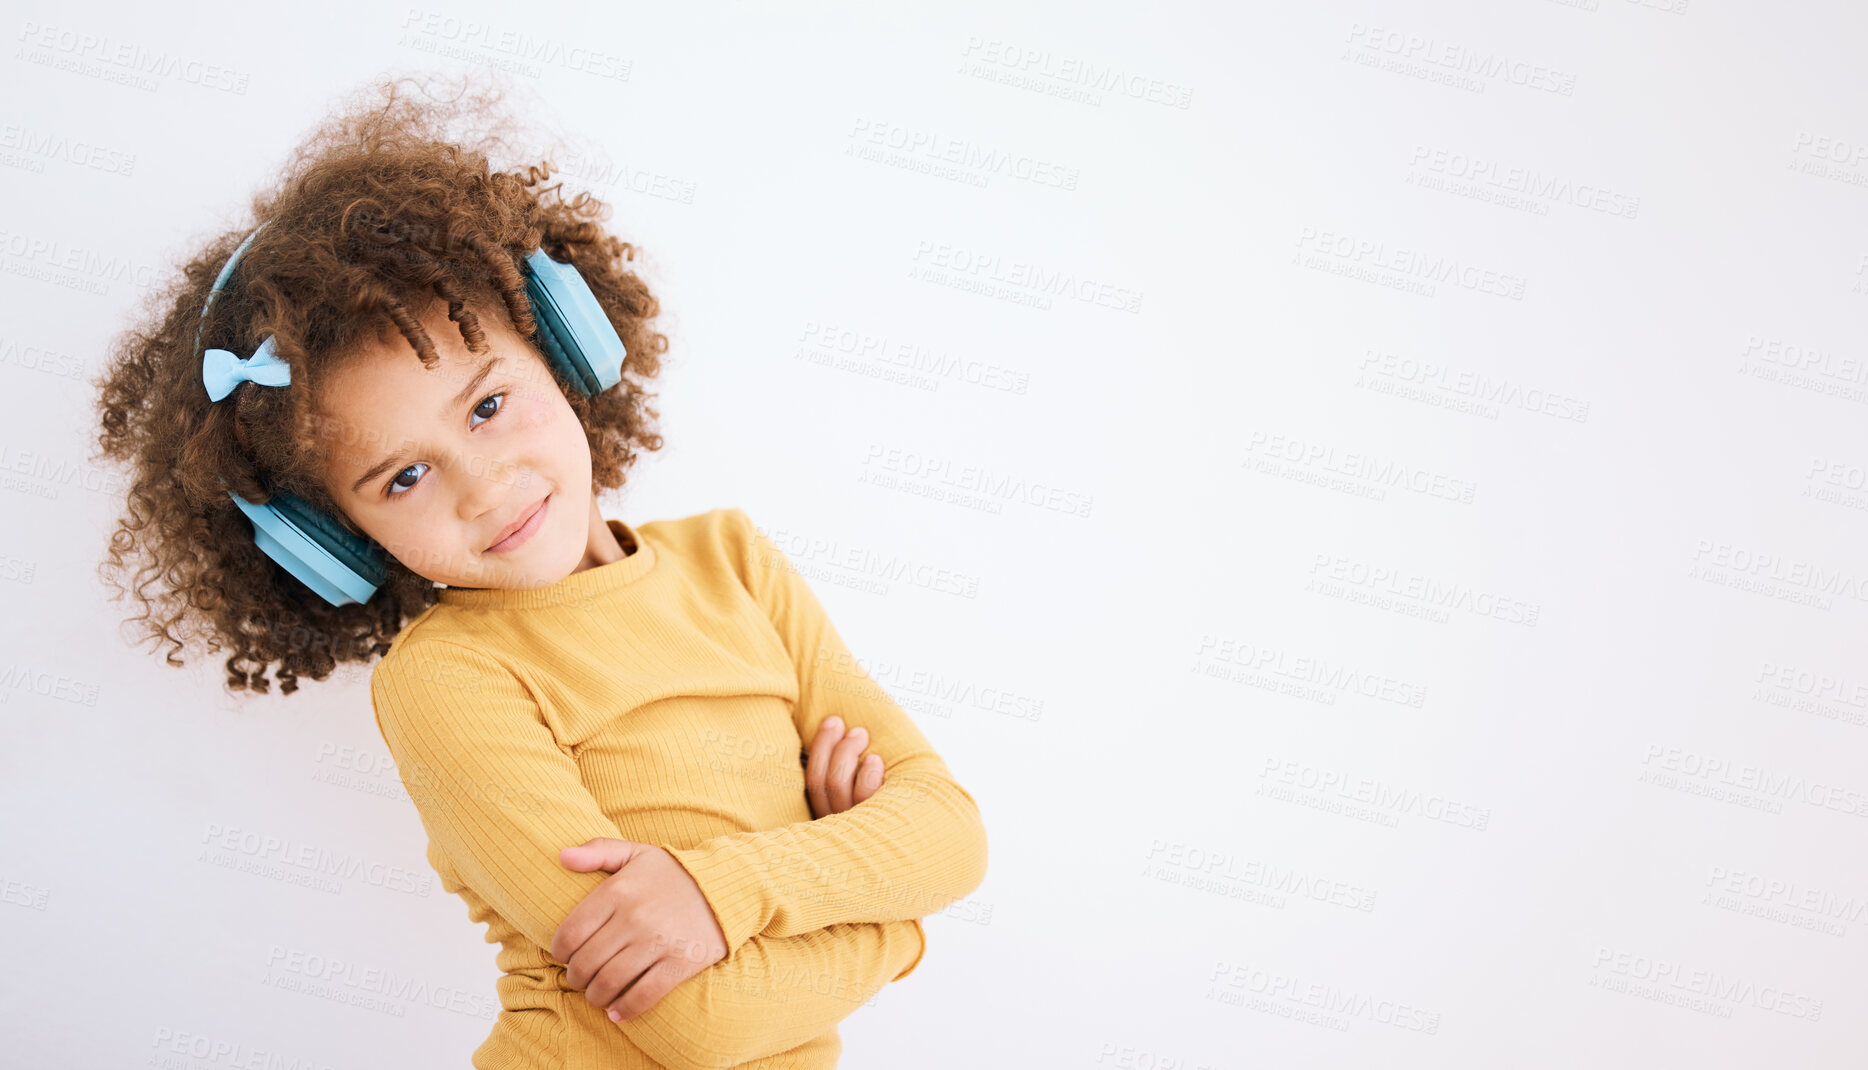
[504,393,588,487]
[510,389,565,432]
[530,400,566,433]
[537,394,587,449]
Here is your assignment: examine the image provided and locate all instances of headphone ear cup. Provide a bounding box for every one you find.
[268,490,389,583]
[225,488,389,607]
[529,305,581,391]
[522,247,626,397]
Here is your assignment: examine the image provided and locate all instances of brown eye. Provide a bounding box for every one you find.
[386,463,428,497]
[471,393,504,426]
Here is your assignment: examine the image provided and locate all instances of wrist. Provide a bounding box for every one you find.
[662,841,765,954]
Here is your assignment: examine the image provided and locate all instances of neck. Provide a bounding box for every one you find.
[576,495,630,573]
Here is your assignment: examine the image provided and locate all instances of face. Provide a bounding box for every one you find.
[312,297,594,590]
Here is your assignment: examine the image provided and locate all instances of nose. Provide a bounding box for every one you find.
[452,441,523,524]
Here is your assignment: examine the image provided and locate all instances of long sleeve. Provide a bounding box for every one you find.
[370,638,925,1070]
[661,509,991,954]
[625,919,926,1070]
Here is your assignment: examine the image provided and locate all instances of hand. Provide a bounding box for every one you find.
[552,838,729,1023]
[803,715,885,819]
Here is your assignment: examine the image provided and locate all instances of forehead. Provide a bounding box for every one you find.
[319,291,563,401]
[329,297,522,392]
[326,333,499,402]
[311,300,548,457]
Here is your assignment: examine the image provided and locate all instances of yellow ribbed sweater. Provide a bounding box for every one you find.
[368,507,989,1070]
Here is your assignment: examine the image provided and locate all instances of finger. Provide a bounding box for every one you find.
[550,873,624,965]
[827,743,859,815]
[805,717,845,818]
[584,934,660,1010]
[563,913,633,993]
[609,958,687,1023]
[854,753,885,804]
[840,742,880,805]
[804,731,830,818]
[828,725,868,814]
[559,837,641,873]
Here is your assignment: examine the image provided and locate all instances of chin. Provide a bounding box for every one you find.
[482,542,565,590]
[541,536,585,583]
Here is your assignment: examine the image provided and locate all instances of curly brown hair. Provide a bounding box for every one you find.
[91,72,669,697]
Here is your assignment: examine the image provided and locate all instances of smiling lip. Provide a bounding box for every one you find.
[487,495,550,553]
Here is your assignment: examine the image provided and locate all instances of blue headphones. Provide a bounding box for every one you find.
[195,221,627,607]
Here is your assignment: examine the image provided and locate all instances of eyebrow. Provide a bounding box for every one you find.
[349,357,500,494]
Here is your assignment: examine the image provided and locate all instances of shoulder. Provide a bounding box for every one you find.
[637,505,755,547]
[368,637,546,754]
[370,636,526,709]
[375,599,454,665]
[636,506,765,576]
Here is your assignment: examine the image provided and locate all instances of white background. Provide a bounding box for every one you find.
[3,1,1866,1066]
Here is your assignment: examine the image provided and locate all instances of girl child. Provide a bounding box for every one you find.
[92,74,989,1069]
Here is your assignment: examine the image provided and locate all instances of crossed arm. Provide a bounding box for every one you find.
[373,638,929,1070]
[368,509,988,1069]
[660,509,990,949]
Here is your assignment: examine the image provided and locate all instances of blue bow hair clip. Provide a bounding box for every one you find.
[202,334,290,402]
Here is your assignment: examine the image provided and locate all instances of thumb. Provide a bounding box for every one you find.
[559,837,643,873]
